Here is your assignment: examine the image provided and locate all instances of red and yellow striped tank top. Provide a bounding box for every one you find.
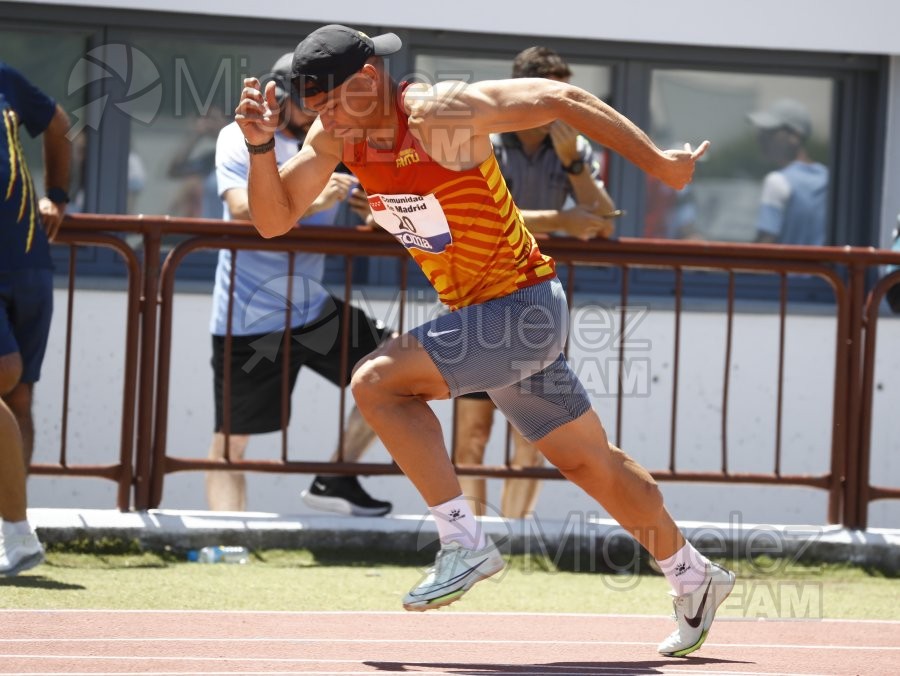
[344,83,556,310]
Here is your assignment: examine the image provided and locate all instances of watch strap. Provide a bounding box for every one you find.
[245,138,276,155]
[563,159,584,175]
[46,187,70,204]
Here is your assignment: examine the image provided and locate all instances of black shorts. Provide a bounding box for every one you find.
[213,296,388,435]
[459,391,492,401]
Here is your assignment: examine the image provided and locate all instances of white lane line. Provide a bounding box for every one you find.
[0,673,449,676]
[0,662,832,676]
[1,609,897,624]
[0,637,898,650]
[0,672,833,676]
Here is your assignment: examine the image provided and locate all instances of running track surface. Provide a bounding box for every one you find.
[2,610,898,675]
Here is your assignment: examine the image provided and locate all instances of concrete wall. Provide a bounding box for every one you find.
[28,286,900,528]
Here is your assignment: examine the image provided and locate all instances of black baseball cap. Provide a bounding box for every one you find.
[262,52,294,104]
[291,24,402,99]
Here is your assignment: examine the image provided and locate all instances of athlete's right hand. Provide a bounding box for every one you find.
[234,77,280,146]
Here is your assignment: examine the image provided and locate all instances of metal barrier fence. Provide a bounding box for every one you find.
[38,213,900,528]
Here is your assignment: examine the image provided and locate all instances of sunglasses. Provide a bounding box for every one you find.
[292,75,327,99]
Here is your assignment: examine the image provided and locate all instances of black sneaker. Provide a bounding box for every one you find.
[301,475,392,516]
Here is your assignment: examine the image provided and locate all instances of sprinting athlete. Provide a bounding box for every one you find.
[236,24,735,657]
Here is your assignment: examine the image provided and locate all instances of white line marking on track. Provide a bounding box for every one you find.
[0,672,834,676]
[2,673,446,676]
[0,666,833,676]
[1,609,898,624]
[1,637,897,650]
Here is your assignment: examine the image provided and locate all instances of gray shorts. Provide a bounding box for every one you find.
[409,278,591,441]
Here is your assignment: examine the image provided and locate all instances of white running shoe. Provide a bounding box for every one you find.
[657,561,736,657]
[403,540,505,611]
[0,530,45,577]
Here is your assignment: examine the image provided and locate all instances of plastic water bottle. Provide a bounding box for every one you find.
[187,546,249,564]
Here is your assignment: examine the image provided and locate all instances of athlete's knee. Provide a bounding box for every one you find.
[351,337,444,407]
[540,440,598,474]
[349,355,390,410]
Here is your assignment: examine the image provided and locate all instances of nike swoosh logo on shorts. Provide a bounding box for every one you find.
[685,580,712,629]
[426,328,460,337]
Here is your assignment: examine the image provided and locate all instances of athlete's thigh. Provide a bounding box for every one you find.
[353,331,452,401]
[408,280,568,398]
[488,354,592,443]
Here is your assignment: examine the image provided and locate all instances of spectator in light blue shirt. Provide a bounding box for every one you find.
[748,98,828,246]
[206,54,392,517]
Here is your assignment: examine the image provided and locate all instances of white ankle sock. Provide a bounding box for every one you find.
[657,542,709,596]
[429,495,486,550]
[1,520,33,537]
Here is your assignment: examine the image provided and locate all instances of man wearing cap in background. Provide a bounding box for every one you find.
[748,98,828,246]
[205,52,393,517]
[236,24,734,658]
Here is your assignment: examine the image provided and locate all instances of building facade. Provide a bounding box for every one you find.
[4,0,900,524]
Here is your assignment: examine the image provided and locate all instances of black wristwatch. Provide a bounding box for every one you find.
[46,187,70,204]
[245,138,276,155]
[563,159,585,175]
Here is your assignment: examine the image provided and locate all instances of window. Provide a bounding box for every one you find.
[1,10,883,291]
[1,28,94,213]
[103,35,289,277]
[646,70,833,244]
[120,36,287,221]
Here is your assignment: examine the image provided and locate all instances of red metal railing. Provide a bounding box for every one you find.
[31,224,143,510]
[39,214,900,528]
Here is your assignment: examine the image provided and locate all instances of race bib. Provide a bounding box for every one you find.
[368,193,452,253]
